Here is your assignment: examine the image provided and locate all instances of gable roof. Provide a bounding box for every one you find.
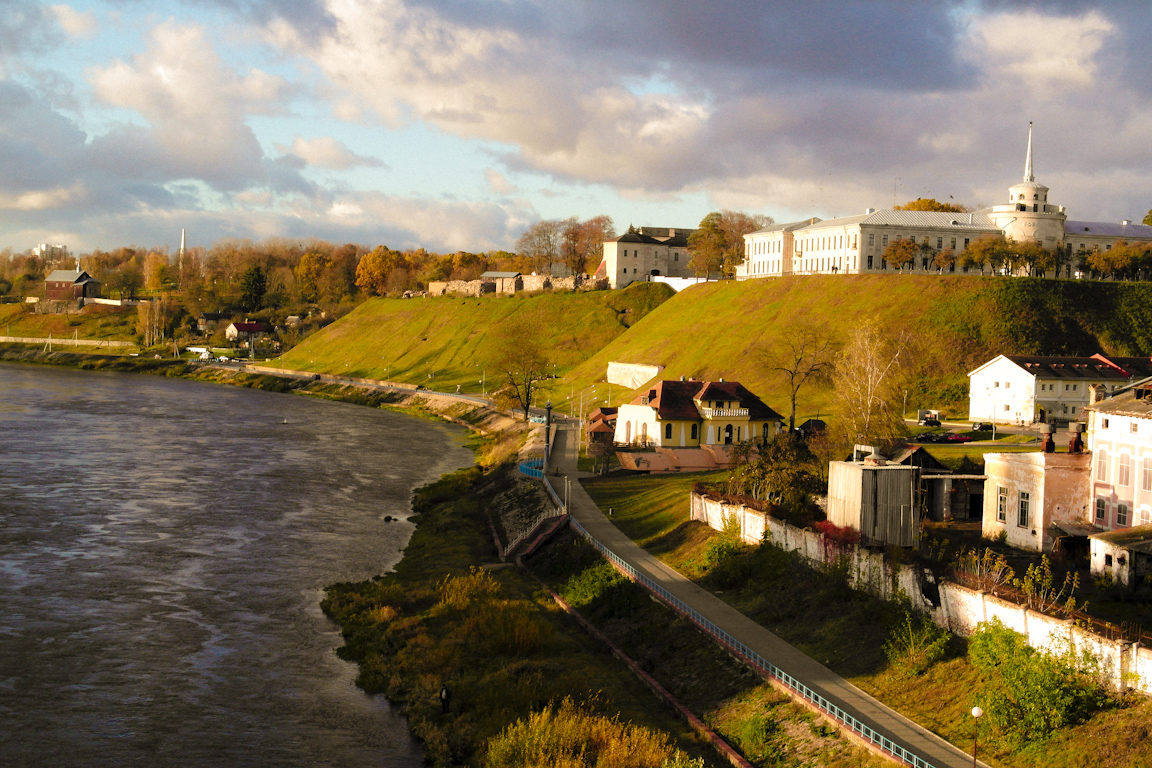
[626,379,783,423]
[229,321,271,333]
[969,354,1145,381]
[1065,221,1152,240]
[45,269,91,283]
[1086,384,1152,418]
[480,271,520,279]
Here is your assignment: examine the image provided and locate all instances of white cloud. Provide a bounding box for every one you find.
[962,10,1115,88]
[50,4,97,38]
[277,136,383,169]
[484,168,516,194]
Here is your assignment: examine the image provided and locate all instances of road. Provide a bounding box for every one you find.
[544,422,989,768]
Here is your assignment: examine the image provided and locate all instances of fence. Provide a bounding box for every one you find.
[566,514,940,768]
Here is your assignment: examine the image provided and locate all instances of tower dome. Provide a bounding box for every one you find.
[987,122,1066,251]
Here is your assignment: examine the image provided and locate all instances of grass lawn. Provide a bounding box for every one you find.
[579,471,1152,768]
[0,303,138,344]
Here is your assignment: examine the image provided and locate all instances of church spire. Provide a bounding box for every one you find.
[1023,121,1034,182]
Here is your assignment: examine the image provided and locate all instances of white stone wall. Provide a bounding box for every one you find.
[690,491,1152,692]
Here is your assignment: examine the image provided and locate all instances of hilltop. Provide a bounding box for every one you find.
[277,276,1152,421]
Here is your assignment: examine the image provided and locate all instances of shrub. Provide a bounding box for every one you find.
[439,566,501,609]
[883,611,951,678]
[484,697,677,768]
[968,618,1111,744]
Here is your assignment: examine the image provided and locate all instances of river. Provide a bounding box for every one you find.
[0,363,474,767]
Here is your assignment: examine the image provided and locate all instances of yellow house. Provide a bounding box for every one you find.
[613,378,784,448]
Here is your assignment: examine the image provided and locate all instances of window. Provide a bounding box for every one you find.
[1005,382,1011,389]
[937,237,943,249]
[964,238,970,249]
[1018,492,1030,527]
[997,487,1007,522]
[1141,507,1151,527]
[867,255,873,269]
[1120,453,1132,486]
[1102,418,1110,429]
[1118,503,1128,526]
[1132,422,1139,434]
[690,424,698,440]
[1096,498,1106,522]
[951,238,957,249]
[1097,450,1109,481]
[882,235,889,246]
[1144,459,1152,492]
[868,233,875,246]
[665,422,673,440]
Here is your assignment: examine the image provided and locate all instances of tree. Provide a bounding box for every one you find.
[297,251,333,302]
[933,247,956,273]
[688,210,773,276]
[727,432,821,512]
[759,329,836,431]
[560,215,614,276]
[882,238,919,272]
[239,265,267,311]
[894,198,965,213]
[492,320,553,421]
[143,251,168,291]
[516,219,564,275]
[966,234,1012,275]
[1010,240,1054,276]
[1144,208,1152,226]
[831,320,909,447]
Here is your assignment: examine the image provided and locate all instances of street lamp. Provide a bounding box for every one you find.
[544,401,553,470]
[971,706,984,768]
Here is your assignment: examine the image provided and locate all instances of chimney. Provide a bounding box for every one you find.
[1089,384,1103,405]
[718,377,725,382]
[864,450,887,466]
[1122,220,1132,226]
[1068,422,1084,454]
[1039,423,1055,453]
[865,208,876,214]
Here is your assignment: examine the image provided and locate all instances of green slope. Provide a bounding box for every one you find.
[277,282,673,393]
[555,275,1152,421]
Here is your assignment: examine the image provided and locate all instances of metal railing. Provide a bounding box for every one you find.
[701,407,749,418]
[567,515,940,768]
[518,457,544,478]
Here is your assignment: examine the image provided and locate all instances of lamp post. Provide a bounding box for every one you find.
[970,706,984,768]
[544,401,553,470]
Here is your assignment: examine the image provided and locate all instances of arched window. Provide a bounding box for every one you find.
[665,422,673,440]
[690,424,698,440]
[724,424,734,444]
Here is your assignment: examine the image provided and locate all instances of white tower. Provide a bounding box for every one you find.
[987,122,1066,251]
[179,228,186,274]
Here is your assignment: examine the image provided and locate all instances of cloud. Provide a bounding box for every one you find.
[484,168,516,195]
[276,136,384,169]
[50,4,98,38]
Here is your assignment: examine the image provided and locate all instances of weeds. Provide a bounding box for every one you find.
[883,611,952,678]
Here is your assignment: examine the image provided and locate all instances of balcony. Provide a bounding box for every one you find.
[701,408,748,418]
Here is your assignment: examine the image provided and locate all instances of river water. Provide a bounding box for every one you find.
[0,364,473,767]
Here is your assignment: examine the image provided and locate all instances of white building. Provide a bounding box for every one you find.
[32,243,70,260]
[736,124,1152,281]
[967,354,1152,425]
[613,378,782,447]
[597,227,696,289]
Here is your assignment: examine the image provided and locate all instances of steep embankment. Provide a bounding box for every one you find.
[559,275,1152,419]
[278,282,673,391]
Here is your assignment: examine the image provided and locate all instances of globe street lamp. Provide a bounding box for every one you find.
[971,706,984,768]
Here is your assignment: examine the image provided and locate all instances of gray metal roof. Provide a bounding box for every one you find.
[796,209,999,232]
[45,269,86,282]
[1065,221,1152,240]
[480,271,520,278]
[748,218,821,235]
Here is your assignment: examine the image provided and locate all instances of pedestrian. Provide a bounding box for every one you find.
[456,384,461,394]
[439,683,451,714]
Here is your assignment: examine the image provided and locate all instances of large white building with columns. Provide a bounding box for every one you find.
[737,125,1152,280]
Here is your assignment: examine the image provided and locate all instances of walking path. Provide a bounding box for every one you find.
[544,423,987,768]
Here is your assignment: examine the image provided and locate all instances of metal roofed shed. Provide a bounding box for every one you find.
[826,456,920,548]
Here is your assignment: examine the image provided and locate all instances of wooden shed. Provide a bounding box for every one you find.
[826,456,920,547]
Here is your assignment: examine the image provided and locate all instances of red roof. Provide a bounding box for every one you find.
[231,322,270,333]
[627,380,783,422]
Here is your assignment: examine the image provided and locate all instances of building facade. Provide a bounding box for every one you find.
[1085,384,1152,532]
[44,269,100,301]
[736,125,1152,281]
[968,355,1152,424]
[613,378,783,448]
[598,227,696,289]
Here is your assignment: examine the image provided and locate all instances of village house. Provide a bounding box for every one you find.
[980,445,1093,552]
[967,354,1152,424]
[225,321,272,343]
[44,269,101,301]
[613,378,782,448]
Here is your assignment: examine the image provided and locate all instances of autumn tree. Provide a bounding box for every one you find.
[143,251,168,292]
[1011,240,1054,276]
[831,320,910,447]
[894,198,965,213]
[516,219,564,275]
[1144,208,1152,227]
[933,247,957,273]
[688,210,773,276]
[560,215,614,276]
[882,238,919,272]
[758,329,837,432]
[295,251,333,302]
[492,319,553,421]
[728,432,821,512]
[240,265,267,311]
[966,234,1012,275]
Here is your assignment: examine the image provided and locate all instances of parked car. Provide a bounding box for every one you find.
[918,417,941,427]
[974,422,994,431]
[944,433,973,443]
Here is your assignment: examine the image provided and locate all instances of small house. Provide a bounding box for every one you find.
[1089,525,1152,587]
[225,321,272,342]
[45,269,100,301]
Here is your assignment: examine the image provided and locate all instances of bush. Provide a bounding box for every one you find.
[883,611,951,678]
[968,618,1112,744]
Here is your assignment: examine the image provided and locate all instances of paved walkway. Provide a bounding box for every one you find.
[545,423,987,768]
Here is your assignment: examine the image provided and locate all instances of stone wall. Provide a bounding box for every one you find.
[690,491,1152,692]
[427,275,587,297]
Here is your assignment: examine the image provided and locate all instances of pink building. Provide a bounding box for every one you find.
[1085,383,1152,531]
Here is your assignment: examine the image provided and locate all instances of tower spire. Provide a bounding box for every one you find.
[1023,121,1034,182]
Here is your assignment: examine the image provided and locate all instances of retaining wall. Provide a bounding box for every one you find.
[690,491,1152,692]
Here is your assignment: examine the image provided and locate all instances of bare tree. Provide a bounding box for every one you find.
[759,329,836,432]
[493,320,553,421]
[688,210,773,276]
[516,220,564,275]
[831,320,910,447]
[560,215,615,276]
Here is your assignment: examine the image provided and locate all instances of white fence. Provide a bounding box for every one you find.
[690,492,1152,692]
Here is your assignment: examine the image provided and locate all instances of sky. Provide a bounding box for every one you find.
[2,0,1151,255]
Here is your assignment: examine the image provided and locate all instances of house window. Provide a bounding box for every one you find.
[882,235,889,246]
[1018,492,1030,527]
[964,238,970,249]
[997,487,1007,522]
[665,422,673,440]
[951,238,957,249]
[937,237,943,249]
[1144,459,1152,492]
[1097,450,1109,481]
[690,424,698,440]
[1141,507,1151,527]
[1131,422,1138,434]
[1117,503,1128,526]
[868,233,875,246]
[1102,418,1110,429]
[1096,498,1106,522]
[1119,454,1132,487]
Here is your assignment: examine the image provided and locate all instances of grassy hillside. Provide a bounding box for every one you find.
[278,275,1152,424]
[277,282,673,393]
[0,303,138,343]
[555,275,1152,421]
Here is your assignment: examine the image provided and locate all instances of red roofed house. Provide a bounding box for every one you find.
[614,378,783,448]
[45,269,101,301]
[225,321,272,343]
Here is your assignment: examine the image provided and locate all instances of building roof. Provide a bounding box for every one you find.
[229,322,271,332]
[627,379,783,423]
[748,218,821,236]
[45,269,90,283]
[795,209,1000,232]
[1086,385,1152,418]
[1089,523,1152,555]
[1065,221,1152,240]
[606,229,692,247]
[1008,355,1133,380]
[480,271,521,279]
